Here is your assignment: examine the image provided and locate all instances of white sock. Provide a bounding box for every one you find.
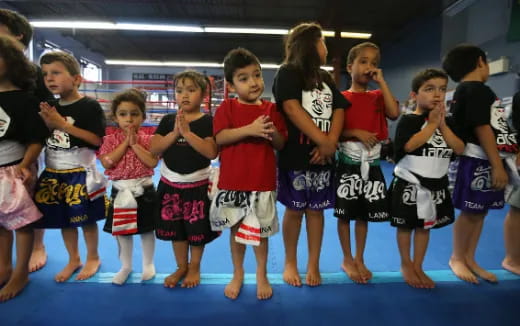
[140,232,156,281]
[112,236,133,285]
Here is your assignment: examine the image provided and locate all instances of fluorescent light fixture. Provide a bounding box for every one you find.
[340,32,372,39]
[105,59,334,71]
[322,30,335,37]
[30,21,203,33]
[443,0,477,17]
[204,27,288,35]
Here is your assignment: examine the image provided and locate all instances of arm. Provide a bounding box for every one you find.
[183,133,218,160]
[328,109,344,143]
[371,69,399,120]
[403,108,442,152]
[439,123,465,155]
[215,115,274,146]
[340,128,379,148]
[16,143,43,185]
[150,131,180,156]
[271,128,285,150]
[282,99,329,146]
[99,137,129,169]
[475,124,508,189]
[130,143,159,168]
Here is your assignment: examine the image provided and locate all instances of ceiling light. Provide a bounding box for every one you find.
[30,21,203,33]
[204,27,288,35]
[340,32,372,39]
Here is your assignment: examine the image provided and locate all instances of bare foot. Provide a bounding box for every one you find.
[0,274,29,302]
[76,257,101,281]
[466,259,498,283]
[401,263,422,288]
[224,271,244,300]
[256,273,272,300]
[355,260,372,283]
[283,263,302,287]
[55,261,82,283]
[164,267,187,288]
[449,258,478,284]
[305,265,322,287]
[341,259,363,284]
[414,265,435,289]
[0,267,12,286]
[29,247,47,272]
[502,258,520,276]
[181,263,201,288]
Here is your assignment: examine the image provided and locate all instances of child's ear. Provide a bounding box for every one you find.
[226,81,236,94]
[477,56,487,68]
[346,63,353,74]
[409,91,417,101]
[73,74,83,88]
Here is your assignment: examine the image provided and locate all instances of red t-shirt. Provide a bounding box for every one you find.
[213,98,287,191]
[342,89,389,140]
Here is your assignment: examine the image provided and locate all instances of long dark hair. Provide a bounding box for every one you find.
[0,34,35,90]
[283,22,332,90]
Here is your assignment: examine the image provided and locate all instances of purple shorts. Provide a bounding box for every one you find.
[277,166,335,211]
[452,156,504,213]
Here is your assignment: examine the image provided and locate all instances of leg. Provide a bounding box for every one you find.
[164,240,188,288]
[29,229,47,272]
[112,235,133,285]
[253,238,272,300]
[182,244,204,288]
[449,211,481,284]
[0,227,13,285]
[397,227,421,288]
[413,228,434,288]
[503,206,520,275]
[465,213,497,282]
[77,223,101,281]
[225,224,246,299]
[354,220,372,282]
[305,209,324,286]
[337,218,362,283]
[282,208,304,287]
[56,227,82,282]
[140,232,156,281]
[0,226,34,302]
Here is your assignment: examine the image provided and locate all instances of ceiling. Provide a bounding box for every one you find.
[2,0,458,66]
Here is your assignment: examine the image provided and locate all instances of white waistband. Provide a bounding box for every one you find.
[45,147,96,170]
[160,164,210,183]
[0,141,25,166]
[338,141,381,161]
[396,155,449,179]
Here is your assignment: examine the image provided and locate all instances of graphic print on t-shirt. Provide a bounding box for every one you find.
[490,100,517,153]
[0,105,11,137]
[47,116,75,149]
[301,83,333,134]
[422,122,452,158]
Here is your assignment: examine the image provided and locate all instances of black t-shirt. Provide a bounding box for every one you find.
[0,90,49,144]
[452,81,517,153]
[155,113,213,174]
[512,91,520,142]
[272,65,350,170]
[46,97,106,150]
[393,113,454,189]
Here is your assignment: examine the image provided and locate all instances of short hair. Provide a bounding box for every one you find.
[40,51,81,76]
[346,42,380,66]
[110,88,147,118]
[223,48,261,83]
[174,70,208,94]
[442,44,487,82]
[411,68,449,93]
[0,9,33,47]
[0,34,35,90]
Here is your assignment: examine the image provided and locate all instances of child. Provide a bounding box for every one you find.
[443,44,519,283]
[99,89,158,285]
[151,70,219,289]
[334,42,399,283]
[0,35,48,302]
[0,8,55,273]
[33,51,107,282]
[210,48,286,299]
[273,23,348,287]
[390,69,464,288]
[502,90,520,276]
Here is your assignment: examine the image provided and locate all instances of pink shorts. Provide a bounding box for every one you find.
[0,164,42,230]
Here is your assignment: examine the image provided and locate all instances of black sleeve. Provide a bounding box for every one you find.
[465,84,495,128]
[512,91,520,132]
[24,96,50,144]
[330,83,351,110]
[272,66,302,104]
[393,114,423,162]
[86,99,106,138]
[155,114,175,136]
[201,115,213,138]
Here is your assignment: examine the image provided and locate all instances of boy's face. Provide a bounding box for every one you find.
[229,63,264,105]
[348,47,379,85]
[41,61,81,96]
[175,78,203,113]
[412,77,448,111]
